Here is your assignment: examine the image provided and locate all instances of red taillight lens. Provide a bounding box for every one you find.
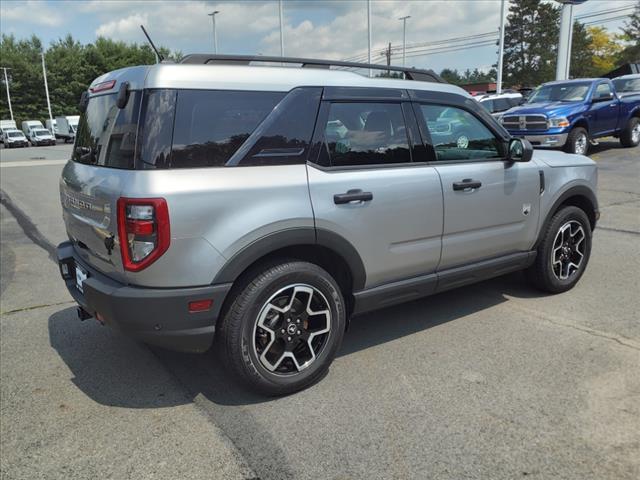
[117,197,170,272]
[90,80,116,93]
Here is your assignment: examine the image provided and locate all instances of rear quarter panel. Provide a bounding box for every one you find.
[119,164,314,287]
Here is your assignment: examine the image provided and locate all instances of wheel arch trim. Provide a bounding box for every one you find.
[212,227,367,291]
[535,185,598,248]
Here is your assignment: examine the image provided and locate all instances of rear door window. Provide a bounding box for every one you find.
[170,90,284,168]
[321,102,411,167]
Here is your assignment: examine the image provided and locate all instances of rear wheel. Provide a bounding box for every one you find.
[564,127,589,155]
[620,117,640,148]
[527,206,592,293]
[219,261,346,395]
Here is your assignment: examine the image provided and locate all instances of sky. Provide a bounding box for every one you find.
[1,0,637,73]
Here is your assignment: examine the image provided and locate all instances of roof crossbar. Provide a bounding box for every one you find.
[179,54,445,83]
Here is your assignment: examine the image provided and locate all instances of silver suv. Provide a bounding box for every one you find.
[57,55,598,395]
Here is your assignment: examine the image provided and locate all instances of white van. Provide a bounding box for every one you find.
[21,120,44,137]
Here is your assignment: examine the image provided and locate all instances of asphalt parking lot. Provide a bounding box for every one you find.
[1,141,639,479]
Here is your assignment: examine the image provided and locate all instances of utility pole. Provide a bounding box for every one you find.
[41,52,53,130]
[496,0,506,94]
[386,42,391,76]
[555,0,587,80]
[399,15,411,67]
[279,0,284,57]
[1,67,13,121]
[208,10,220,54]
[367,0,372,77]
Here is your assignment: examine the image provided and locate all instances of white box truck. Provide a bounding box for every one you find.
[56,116,79,143]
[0,119,17,143]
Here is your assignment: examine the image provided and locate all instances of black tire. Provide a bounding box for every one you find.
[563,127,589,155]
[219,260,346,395]
[527,206,592,294]
[619,117,640,148]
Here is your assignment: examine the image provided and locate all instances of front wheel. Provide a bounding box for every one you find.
[219,261,346,395]
[527,206,592,293]
[620,117,640,148]
[564,127,589,155]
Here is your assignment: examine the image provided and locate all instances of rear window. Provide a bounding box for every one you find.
[73,92,142,168]
[170,90,284,168]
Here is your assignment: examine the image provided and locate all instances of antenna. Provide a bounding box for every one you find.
[140,25,164,62]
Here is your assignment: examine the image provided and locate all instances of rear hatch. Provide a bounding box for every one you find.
[60,88,143,283]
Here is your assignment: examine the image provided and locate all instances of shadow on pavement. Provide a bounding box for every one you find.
[48,271,547,408]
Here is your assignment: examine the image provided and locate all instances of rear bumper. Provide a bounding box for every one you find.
[57,241,231,353]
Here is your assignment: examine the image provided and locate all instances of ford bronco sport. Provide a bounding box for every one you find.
[57,55,599,395]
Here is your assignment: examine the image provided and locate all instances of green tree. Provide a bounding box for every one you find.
[503,0,560,86]
[0,34,179,125]
[439,68,462,84]
[618,0,640,64]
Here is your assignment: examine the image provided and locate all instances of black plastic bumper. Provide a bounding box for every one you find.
[57,241,232,353]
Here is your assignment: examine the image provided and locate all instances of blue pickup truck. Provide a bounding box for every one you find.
[501,78,640,155]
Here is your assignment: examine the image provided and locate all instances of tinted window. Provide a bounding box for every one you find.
[420,104,502,161]
[171,90,284,168]
[613,77,640,93]
[73,91,142,168]
[323,103,410,167]
[138,89,177,168]
[493,98,512,112]
[231,87,322,166]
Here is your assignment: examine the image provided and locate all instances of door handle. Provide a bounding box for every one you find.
[452,179,482,191]
[333,189,373,204]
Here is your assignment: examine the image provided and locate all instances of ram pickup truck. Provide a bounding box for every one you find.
[501,78,640,155]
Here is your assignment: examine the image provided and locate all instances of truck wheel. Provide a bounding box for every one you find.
[564,127,589,155]
[219,260,346,395]
[527,206,592,294]
[619,117,640,148]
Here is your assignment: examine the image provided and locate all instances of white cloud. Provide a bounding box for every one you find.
[1,0,65,27]
[96,13,149,38]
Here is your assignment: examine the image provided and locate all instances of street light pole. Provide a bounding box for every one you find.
[279,0,284,57]
[41,52,53,130]
[1,67,13,121]
[399,15,411,67]
[367,0,372,77]
[496,0,506,94]
[208,11,220,54]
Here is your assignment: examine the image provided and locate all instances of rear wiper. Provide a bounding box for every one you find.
[75,146,97,164]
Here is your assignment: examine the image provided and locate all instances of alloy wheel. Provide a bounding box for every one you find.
[551,220,586,280]
[252,284,331,375]
[574,133,588,155]
[632,122,640,144]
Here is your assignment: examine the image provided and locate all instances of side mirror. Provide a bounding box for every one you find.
[593,91,614,102]
[508,138,533,162]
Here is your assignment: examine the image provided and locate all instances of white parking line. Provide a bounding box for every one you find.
[0,160,68,168]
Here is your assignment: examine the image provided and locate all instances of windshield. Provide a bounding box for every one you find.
[73,91,142,168]
[8,131,24,138]
[528,82,591,103]
[34,129,50,136]
[613,78,640,93]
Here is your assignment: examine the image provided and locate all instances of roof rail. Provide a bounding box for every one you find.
[179,54,445,83]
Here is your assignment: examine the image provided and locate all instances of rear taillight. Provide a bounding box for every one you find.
[117,197,170,272]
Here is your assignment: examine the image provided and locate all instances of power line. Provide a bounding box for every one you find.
[341,30,497,62]
[583,14,635,26]
[575,6,635,20]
